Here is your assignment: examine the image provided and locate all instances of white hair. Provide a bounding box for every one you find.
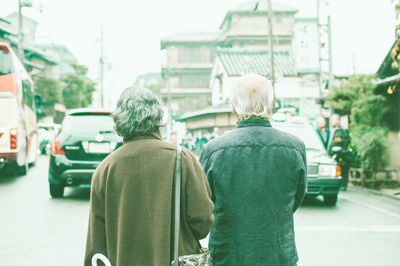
[230,73,274,119]
[113,86,163,140]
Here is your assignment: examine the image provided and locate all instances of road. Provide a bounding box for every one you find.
[0,155,399,266]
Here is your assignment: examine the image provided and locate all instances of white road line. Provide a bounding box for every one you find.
[339,195,400,221]
[295,226,400,232]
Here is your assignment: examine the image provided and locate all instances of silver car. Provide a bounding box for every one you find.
[273,122,342,206]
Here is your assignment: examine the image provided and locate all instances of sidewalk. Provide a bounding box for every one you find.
[348,184,400,201]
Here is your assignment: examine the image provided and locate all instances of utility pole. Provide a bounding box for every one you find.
[17,0,24,60]
[267,0,275,88]
[327,16,333,92]
[99,26,104,108]
[316,0,322,97]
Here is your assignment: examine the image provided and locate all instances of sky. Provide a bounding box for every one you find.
[0,0,397,107]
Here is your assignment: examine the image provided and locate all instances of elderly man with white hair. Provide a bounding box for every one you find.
[200,73,307,266]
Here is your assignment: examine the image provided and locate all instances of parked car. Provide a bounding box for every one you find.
[48,109,123,198]
[273,122,342,205]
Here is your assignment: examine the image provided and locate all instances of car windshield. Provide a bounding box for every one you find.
[62,114,114,134]
[273,123,326,152]
[0,47,14,75]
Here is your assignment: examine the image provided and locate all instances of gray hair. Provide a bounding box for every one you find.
[113,86,163,139]
[230,73,274,118]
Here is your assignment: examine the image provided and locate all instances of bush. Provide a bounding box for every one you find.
[350,126,388,172]
[329,75,390,183]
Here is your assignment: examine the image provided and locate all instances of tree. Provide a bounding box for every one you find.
[61,62,96,109]
[34,76,62,103]
[350,95,389,172]
[328,75,390,173]
[327,75,375,116]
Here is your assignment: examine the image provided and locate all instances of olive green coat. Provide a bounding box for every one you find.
[84,131,214,266]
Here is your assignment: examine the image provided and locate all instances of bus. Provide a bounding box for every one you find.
[0,42,39,175]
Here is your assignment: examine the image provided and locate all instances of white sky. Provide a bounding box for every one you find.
[0,0,397,107]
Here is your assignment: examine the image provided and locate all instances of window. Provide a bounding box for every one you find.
[178,74,210,88]
[178,46,210,64]
[22,80,34,109]
[62,114,114,134]
[0,47,14,75]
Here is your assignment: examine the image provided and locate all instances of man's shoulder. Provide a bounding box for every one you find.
[202,126,305,157]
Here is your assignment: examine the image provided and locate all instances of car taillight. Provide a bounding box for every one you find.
[336,165,341,177]
[10,128,17,149]
[51,136,65,155]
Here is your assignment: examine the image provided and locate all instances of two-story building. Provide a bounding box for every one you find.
[160,32,220,114]
[161,1,320,118]
[160,2,300,115]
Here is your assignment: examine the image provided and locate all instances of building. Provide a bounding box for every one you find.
[218,1,298,50]
[133,72,162,96]
[0,15,56,77]
[160,1,314,116]
[37,43,77,78]
[210,49,298,104]
[375,39,400,169]
[0,18,15,43]
[160,32,220,114]
[5,12,38,46]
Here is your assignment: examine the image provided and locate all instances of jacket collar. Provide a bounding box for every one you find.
[236,119,272,128]
[123,130,162,144]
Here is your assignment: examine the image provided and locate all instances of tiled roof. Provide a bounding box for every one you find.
[217,49,297,77]
[230,1,299,13]
[178,104,231,121]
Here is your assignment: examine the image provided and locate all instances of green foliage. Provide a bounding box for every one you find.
[350,126,388,172]
[61,63,96,109]
[34,76,62,103]
[350,90,389,172]
[351,94,389,127]
[327,75,375,116]
[329,74,390,173]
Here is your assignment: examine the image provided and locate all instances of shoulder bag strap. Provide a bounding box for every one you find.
[172,146,182,266]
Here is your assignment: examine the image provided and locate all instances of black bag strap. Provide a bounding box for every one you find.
[171,146,182,266]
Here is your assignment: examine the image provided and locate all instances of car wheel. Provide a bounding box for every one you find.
[324,194,338,206]
[50,183,64,198]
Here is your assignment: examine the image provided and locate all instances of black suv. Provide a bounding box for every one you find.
[48,109,122,198]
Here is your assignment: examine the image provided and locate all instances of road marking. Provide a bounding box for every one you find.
[296,226,400,232]
[339,195,400,221]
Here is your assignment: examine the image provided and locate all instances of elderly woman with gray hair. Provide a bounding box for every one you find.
[200,73,307,266]
[84,87,214,266]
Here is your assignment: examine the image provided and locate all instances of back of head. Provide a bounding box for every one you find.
[113,86,163,140]
[230,73,274,119]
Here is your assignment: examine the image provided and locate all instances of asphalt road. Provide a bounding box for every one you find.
[0,156,399,266]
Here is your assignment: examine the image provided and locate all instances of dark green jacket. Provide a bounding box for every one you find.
[85,131,214,266]
[200,119,307,266]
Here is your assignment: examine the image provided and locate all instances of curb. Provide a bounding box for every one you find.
[348,185,400,202]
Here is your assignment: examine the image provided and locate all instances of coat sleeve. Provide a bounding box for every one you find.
[199,147,215,202]
[183,149,214,240]
[84,167,107,266]
[293,144,307,212]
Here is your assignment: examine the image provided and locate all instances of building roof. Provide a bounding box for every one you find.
[161,32,221,47]
[220,1,298,29]
[178,104,231,121]
[5,12,38,26]
[0,17,16,37]
[230,1,298,13]
[377,41,398,80]
[217,48,297,77]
